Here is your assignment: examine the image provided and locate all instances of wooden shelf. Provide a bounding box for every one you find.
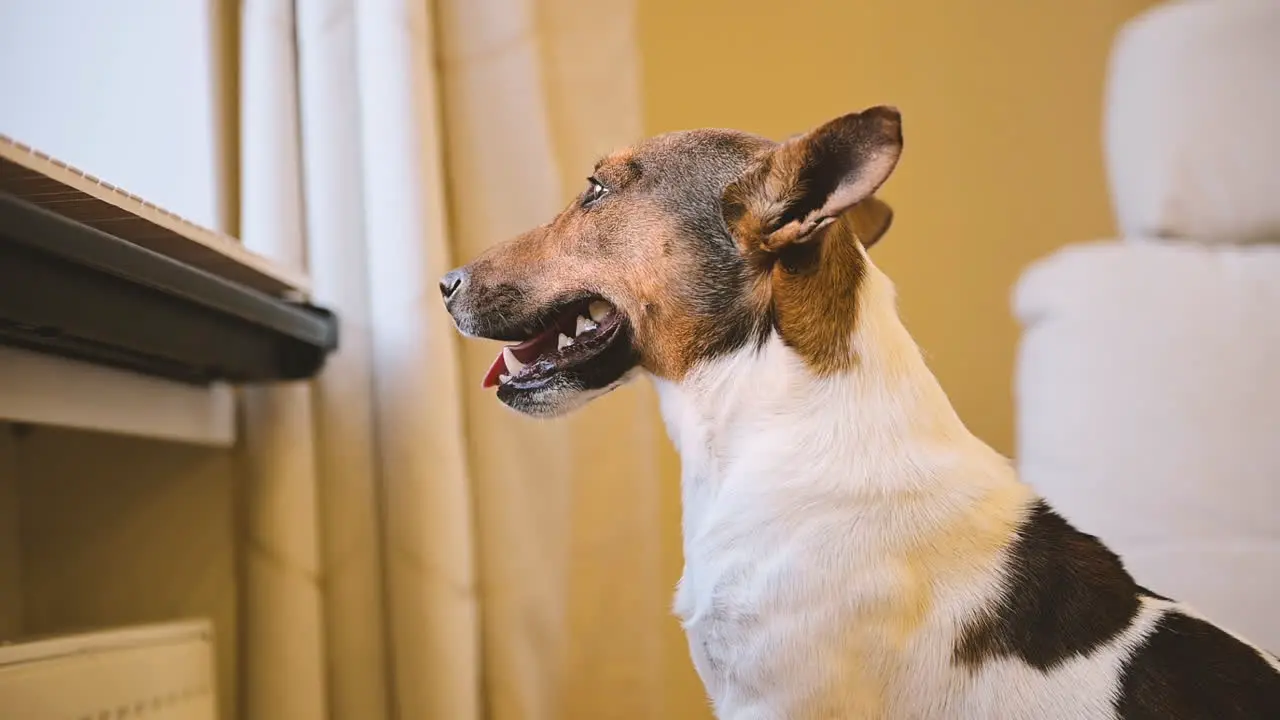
[0,136,337,446]
[0,135,305,296]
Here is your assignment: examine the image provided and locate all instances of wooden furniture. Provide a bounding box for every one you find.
[0,134,337,446]
[0,137,337,714]
[0,621,218,719]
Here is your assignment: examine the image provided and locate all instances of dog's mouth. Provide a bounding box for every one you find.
[480,297,634,395]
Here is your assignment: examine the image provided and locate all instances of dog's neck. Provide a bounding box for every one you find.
[651,261,1017,543]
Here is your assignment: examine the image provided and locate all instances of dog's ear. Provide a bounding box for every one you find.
[723,106,902,259]
[847,196,894,250]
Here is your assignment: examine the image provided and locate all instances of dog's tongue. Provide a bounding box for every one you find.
[481,354,507,389]
[481,335,542,388]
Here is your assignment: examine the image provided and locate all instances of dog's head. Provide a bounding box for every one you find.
[441,106,903,416]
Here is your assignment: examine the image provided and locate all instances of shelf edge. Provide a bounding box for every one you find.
[0,346,235,447]
[0,134,309,296]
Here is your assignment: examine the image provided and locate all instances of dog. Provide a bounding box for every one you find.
[440,106,1280,719]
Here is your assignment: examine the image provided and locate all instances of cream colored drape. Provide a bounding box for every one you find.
[239,0,692,718]
[436,0,675,716]
[239,1,329,719]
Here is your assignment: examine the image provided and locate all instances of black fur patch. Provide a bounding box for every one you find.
[954,500,1141,671]
[1137,586,1174,603]
[1115,611,1280,719]
[776,235,825,275]
[657,132,776,363]
[679,213,772,361]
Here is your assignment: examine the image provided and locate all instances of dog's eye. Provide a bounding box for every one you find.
[582,177,609,207]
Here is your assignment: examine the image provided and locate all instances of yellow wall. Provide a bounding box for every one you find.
[639,1,1159,715]
[640,0,1160,455]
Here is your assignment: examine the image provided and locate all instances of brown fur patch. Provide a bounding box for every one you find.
[769,217,868,374]
[464,196,696,379]
[768,197,895,373]
[848,196,895,250]
[722,107,903,375]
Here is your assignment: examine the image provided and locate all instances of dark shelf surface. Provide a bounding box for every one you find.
[0,191,339,385]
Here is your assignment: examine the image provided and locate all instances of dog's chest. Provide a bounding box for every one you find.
[674,495,1139,720]
[653,363,1139,718]
[674,492,974,719]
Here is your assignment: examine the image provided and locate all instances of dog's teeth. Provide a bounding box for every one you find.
[502,347,525,373]
[575,315,597,336]
[557,333,574,350]
[588,300,612,323]
[499,373,511,384]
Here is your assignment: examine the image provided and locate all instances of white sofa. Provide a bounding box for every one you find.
[1013,0,1280,649]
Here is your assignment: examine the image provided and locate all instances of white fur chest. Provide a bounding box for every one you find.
[665,462,1019,719]
[649,333,1136,720]
[650,341,983,718]
[671,479,939,719]
[669,499,1164,720]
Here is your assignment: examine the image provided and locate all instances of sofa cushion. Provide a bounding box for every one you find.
[1014,239,1280,647]
[1105,0,1280,244]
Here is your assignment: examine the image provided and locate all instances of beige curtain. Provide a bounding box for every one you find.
[239,0,330,718]
[239,0,696,719]
[435,0,674,716]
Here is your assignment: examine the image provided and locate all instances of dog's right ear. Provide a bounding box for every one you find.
[723,106,902,262]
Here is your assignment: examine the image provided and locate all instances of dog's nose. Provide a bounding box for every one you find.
[439,268,467,302]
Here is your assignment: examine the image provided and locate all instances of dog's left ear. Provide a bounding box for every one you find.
[724,106,902,258]
[847,196,894,250]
